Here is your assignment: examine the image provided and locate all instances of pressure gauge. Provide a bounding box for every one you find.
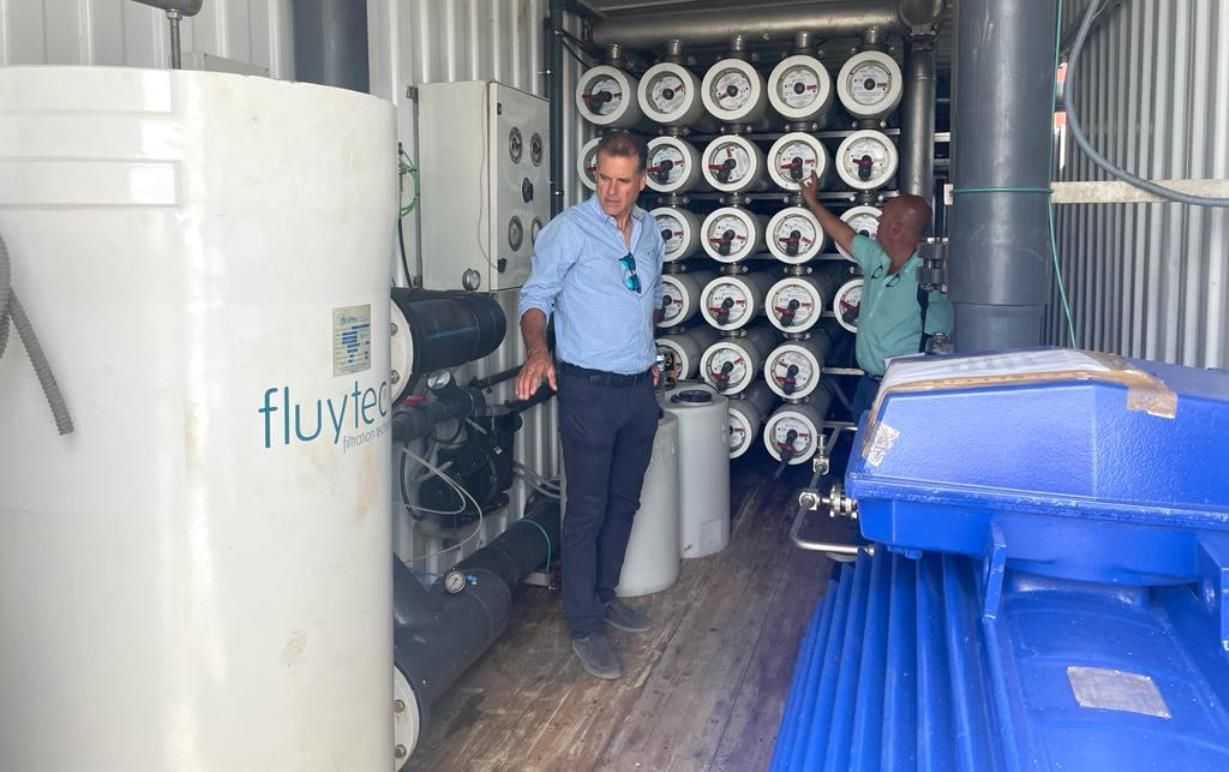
[576,65,643,127]
[700,271,776,331]
[646,136,705,194]
[507,216,524,251]
[700,326,777,395]
[701,58,768,124]
[768,55,834,123]
[700,135,767,193]
[657,327,720,381]
[443,569,468,595]
[766,207,825,264]
[764,403,826,465]
[652,206,702,262]
[578,137,600,191]
[836,50,903,120]
[835,130,898,191]
[765,335,835,400]
[767,275,826,332]
[837,205,882,260]
[833,276,864,333]
[659,270,716,328]
[767,132,830,192]
[702,207,766,263]
[638,62,708,126]
[508,127,523,164]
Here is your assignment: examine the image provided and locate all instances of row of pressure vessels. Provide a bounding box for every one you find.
[579,131,900,195]
[657,324,844,465]
[652,201,881,264]
[576,51,903,128]
[658,264,863,335]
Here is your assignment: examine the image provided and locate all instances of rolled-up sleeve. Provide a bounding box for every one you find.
[518,216,581,320]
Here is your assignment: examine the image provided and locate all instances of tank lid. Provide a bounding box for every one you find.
[671,389,714,404]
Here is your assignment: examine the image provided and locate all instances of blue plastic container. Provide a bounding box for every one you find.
[772,350,1229,771]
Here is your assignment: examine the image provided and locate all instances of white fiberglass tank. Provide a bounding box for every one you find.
[658,326,722,382]
[766,206,826,264]
[653,206,703,262]
[836,50,903,120]
[767,55,834,123]
[659,383,731,559]
[660,270,718,329]
[701,57,768,124]
[637,62,712,128]
[578,137,601,191]
[0,67,395,771]
[576,65,643,127]
[617,412,681,596]
[837,205,882,260]
[767,132,830,193]
[836,130,898,191]
[727,381,778,459]
[646,136,706,194]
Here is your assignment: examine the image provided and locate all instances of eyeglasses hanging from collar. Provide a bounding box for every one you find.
[870,264,903,288]
[619,253,642,293]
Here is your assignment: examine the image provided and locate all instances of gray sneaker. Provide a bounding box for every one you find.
[572,633,622,680]
[604,598,651,633]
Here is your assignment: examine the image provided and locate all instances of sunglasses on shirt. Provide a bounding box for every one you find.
[870,264,903,288]
[620,254,641,294]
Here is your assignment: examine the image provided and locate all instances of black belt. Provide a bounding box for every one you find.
[559,361,652,387]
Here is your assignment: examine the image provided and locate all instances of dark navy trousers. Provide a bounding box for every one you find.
[558,365,659,638]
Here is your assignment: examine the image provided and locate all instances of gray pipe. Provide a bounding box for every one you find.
[947,0,1059,351]
[900,37,937,207]
[291,0,369,92]
[548,0,566,217]
[591,0,944,48]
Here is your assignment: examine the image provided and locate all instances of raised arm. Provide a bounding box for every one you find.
[799,171,856,257]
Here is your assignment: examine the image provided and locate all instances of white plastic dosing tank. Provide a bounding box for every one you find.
[657,326,722,382]
[659,384,731,559]
[0,67,395,771]
[616,412,681,597]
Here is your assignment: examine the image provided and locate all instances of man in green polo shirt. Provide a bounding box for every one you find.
[800,171,953,418]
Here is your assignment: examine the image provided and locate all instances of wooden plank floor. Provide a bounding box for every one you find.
[409,461,831,772]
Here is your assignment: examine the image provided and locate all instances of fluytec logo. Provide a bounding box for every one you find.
[259,380,392,452]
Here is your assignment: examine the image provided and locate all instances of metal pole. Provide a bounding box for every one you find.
[900,37,937,204]
[291,0,370,92]
[548,0,566,217]
[167,10,182,69]
[947,0,1059,351]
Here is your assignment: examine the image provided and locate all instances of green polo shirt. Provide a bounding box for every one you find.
[850,235,954,376]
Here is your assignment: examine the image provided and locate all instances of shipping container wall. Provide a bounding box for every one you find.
[1050,0,1229,367]
[0,0,293,76]
[368,0,586,571]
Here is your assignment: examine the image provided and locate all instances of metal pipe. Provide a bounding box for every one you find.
[900,37,937,205]
[592,1,902,47]
[548,0,566,217]
[947,0,1059,351]
[167,10,183,68]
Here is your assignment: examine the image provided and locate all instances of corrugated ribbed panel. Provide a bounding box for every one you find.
[0,0,293,75]
[1050,0,1229,368]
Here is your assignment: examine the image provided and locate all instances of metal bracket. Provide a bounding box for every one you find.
[405,85,420,101]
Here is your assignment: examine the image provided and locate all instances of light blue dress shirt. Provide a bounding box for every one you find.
[518,195,664,375]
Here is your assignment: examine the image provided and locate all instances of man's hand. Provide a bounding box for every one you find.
[799,170,821,207]
[516,349,556,401]
[651,364,660,387]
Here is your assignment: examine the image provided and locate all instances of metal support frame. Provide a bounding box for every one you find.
[547,0,566,218]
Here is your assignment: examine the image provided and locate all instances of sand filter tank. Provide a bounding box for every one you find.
[0,67,395,771]
[660,384,731,559]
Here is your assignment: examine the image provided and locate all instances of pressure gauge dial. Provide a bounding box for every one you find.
[443,569,468,595]
[768,132,829,191]
[576,66,643,127]
[766,206,824,264]
[837,205,882,259]
[833,277,864,333]
[508,216,524,251]
[836,50,903,120]
[767,55,834,122]
[835,130,898,191]
[701,206,764,263]
[646,136,704,193]
[652,206,702,262]
[701,58,768,123]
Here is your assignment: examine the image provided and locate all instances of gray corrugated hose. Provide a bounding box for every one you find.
[0,231,74,435]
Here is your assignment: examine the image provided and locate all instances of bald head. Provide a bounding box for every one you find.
[881,194,932,241]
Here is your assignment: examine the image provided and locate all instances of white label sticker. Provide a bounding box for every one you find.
[1067,666,1171,719]
[333,304,372,376]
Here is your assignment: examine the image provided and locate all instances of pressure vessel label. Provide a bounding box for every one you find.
[333,305,372,376]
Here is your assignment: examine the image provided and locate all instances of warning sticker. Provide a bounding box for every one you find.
[1067,666,1171,719]
[333,305,372,376]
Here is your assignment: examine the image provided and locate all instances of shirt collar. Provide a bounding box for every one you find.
[586,194,647,226]
[876,249,921,275]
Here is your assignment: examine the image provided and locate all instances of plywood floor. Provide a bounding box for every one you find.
[409,461,831,772]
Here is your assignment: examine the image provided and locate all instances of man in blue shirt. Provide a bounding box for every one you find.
[516,131,664,680]
[799,172,953,418]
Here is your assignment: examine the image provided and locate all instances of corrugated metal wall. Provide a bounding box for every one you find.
[1051,0,1229,368]
[368,0,588,571]
[0,0,293,76]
